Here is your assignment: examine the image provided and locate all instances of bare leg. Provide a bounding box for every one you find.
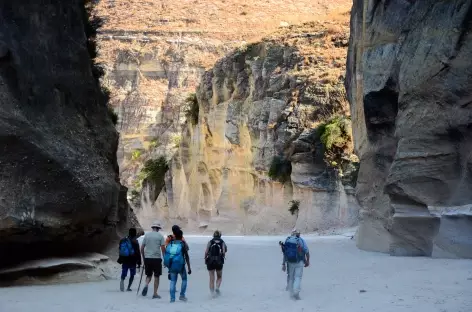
[216,270,223,289]
[145,276,151,286]
[153,276,160,296]
[209,270,215,292]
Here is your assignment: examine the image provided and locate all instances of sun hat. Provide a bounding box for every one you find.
[151,221,162,229]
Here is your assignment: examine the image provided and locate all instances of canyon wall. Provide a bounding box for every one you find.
[94,0,353,197]
[137,22,360,234]
[346,0,472,258]
[0,0,135,268]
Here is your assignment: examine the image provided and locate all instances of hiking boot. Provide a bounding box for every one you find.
[120,280,124,292]
[179,296,188,302]
[152,294,161,299]
[141,285,148,297]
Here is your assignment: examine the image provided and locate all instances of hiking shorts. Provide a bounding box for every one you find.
[144,258,162,277]
[207,263,223,271]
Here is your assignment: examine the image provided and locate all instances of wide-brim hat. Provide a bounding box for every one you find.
[151,221,162,229]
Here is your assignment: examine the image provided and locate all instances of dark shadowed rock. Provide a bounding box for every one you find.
[0,0,136,268]
[346,0,472,257]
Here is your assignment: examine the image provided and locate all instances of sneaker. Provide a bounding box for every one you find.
[215,289,221,296]
[179,296,188,302]
[152,294,161,299]
[210,289,217,298]
[170,299,175,303]
[141,285,148,297]
[292,293,301,300]
[126,288,132,292]
[120,280,124,292]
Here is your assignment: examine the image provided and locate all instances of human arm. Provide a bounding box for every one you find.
[140,236,146,262]
[133,241,142,267]
[204,241,210,259]
[301,238,310,267]
[184,242,191,274]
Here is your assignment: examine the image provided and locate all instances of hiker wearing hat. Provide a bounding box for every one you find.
[140,221,166,299]
[204,230,227,297]
[282,229,309,300]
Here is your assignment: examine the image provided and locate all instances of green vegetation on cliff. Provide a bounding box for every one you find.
[317,116,359,186]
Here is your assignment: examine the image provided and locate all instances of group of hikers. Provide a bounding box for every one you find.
[117,222,309,302]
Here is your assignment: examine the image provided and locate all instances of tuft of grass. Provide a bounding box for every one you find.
[140,156,169,186]
[131,150,143,161]
[185,93,199,125]
[149,138,161,149]
[170,133,182,148]
[268,156,292,183]
[317,116,359,185]
[130,189,140,203]
[318,116,350,150]
[288,200,300,215]
[107,105,118,125]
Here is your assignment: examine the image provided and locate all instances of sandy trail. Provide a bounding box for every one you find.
[1,235,471,312]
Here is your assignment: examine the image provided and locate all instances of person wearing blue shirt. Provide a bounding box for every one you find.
[282,229,310,300]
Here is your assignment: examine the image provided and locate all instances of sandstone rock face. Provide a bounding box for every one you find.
[137,22,360,234]
[93,0,353,196]
[0,0,134,268]
[346,0,472,257]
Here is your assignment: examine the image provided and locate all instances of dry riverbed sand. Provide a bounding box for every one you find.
[1,235,471,312]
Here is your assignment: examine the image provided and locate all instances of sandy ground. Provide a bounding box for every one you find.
[1,235,471,312]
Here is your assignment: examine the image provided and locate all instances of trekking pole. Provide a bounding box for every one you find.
[136,266,144,296]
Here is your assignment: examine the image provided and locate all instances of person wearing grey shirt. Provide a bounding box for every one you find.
[140,221,165,299]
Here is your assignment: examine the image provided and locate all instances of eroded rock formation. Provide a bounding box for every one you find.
[137,22,360,234]
[0,0,136,269]
[346,0,472,257]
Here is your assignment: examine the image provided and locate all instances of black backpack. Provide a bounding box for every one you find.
[206,239,224,265]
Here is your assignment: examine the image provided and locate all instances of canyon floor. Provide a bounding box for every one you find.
[1,235,471,312]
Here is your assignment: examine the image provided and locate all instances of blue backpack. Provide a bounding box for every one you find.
[119,238,135,257]
[164,241,185,273]
[284,236,303,263]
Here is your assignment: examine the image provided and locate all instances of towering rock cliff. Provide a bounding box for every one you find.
[346,0,472,258]
[0,0,135,268]
[93,0,353,195]
[137,21,360,234]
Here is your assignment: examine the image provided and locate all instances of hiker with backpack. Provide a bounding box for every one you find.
[140,221,166,299]
[282,229,310,300]
[204,230,227,297]
[165,225,187,247]
[164,229,192,302]
[118,228,141,292]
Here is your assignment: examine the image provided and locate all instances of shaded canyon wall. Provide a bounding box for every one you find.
[0,0,135,268]
[346,0,472,258]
